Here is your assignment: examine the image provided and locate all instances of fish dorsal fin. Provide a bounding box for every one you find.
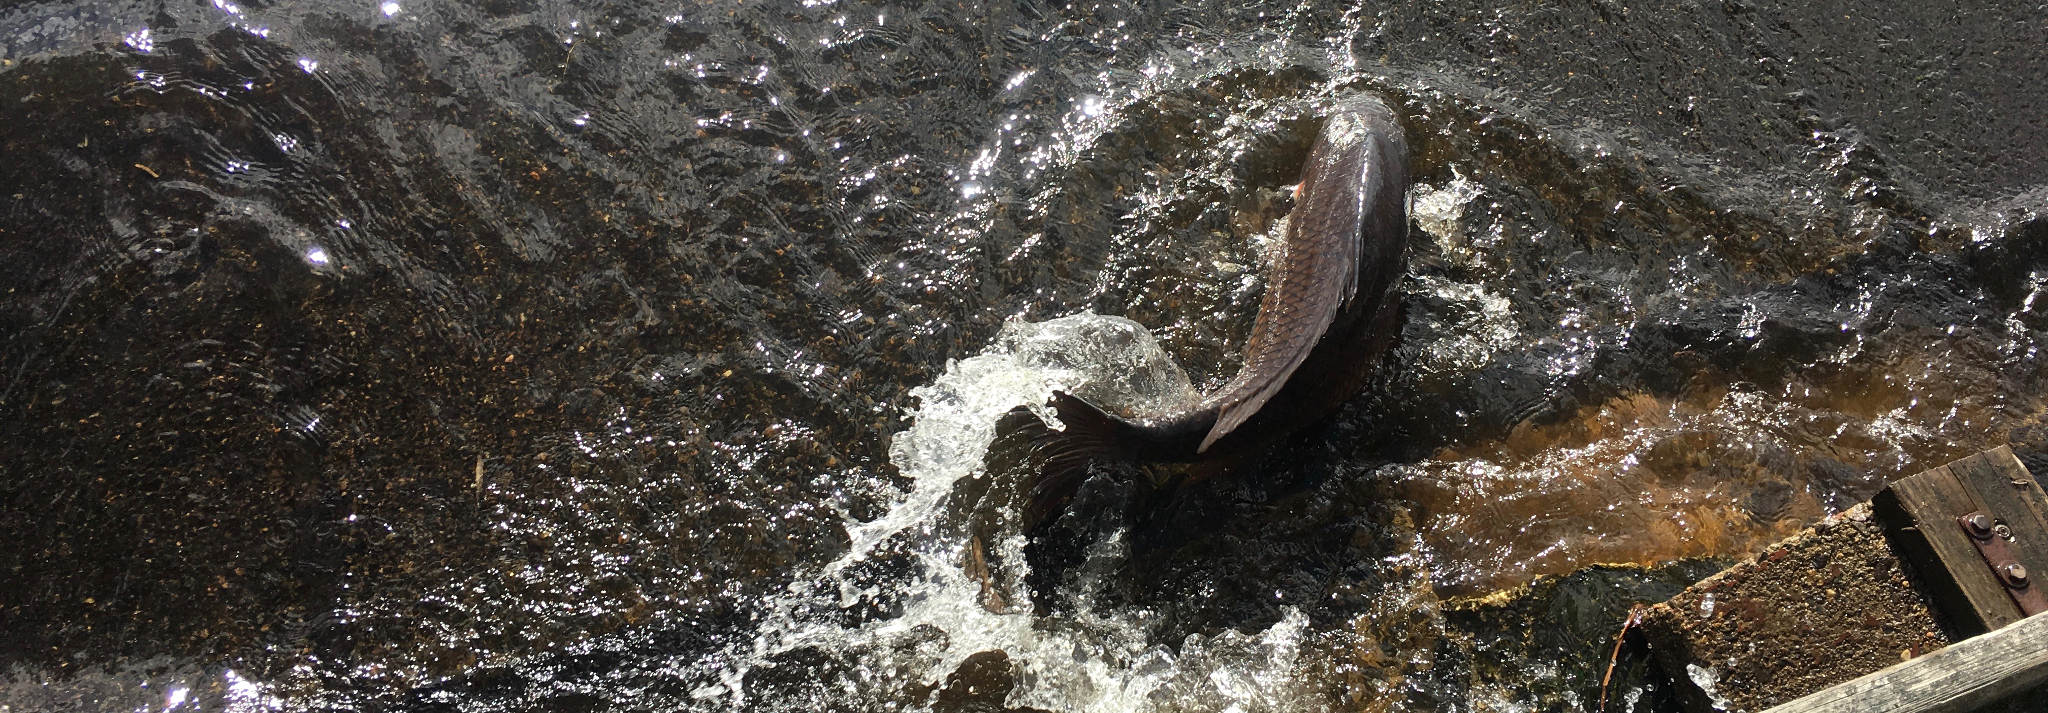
[1199,101,1402,453]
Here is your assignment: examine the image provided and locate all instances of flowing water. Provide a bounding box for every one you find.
[3,1,2046,711]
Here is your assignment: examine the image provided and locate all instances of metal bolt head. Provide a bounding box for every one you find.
[1964,513,1995,537]
[1994,523,2016,541]
[2006,563,2030,585]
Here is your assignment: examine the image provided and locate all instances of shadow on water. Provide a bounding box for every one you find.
[2,0,2047,711]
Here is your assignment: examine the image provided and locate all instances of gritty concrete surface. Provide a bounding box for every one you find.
[1639,503,1950,712]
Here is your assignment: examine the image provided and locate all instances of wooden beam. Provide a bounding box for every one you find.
[1873,447,2048,634]
[1947,449,2048,610]
[1761,610,2048,713]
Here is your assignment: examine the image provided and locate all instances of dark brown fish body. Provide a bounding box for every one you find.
[1026,96,1409,522]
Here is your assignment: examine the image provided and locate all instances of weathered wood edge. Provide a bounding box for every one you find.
[1760,610,2048,713]
[1948,447,2048,613]
[1873,448,2027,634]
[1873,484,1987,639]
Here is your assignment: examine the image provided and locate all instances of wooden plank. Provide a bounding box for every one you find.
[1947,448,2048,613]
[1761,610,2048,713]
[1875,460,2022,634]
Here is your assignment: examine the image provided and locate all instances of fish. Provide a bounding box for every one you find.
[1022,95,1410,527]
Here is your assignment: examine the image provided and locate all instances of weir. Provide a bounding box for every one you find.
[1629,447,2048,712]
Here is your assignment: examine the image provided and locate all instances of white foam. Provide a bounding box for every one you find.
[710,312,1336,712]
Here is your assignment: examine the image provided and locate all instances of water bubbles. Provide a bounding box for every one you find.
[381,1,401,17]
[1411,172,1484,247]
[296,57,320,73]
[305,246,331,265]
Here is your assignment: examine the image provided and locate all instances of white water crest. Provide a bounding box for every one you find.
[854,311,1199,562]
[705,312,1336,713]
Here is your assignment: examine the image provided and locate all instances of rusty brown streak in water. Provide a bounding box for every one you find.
[1404,335,2032,596]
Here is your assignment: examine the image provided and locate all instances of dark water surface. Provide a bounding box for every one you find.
[3,0,2045,711]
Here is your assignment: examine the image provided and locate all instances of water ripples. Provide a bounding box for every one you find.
[3,1,2047,711]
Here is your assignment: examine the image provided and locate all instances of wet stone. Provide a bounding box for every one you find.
[1639,503,1950,713]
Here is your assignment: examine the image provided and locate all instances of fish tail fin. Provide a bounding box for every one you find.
[1019,390,1133,529]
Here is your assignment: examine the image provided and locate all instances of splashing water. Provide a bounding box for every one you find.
[860,312,1196,561]
[698,313,1332,712]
